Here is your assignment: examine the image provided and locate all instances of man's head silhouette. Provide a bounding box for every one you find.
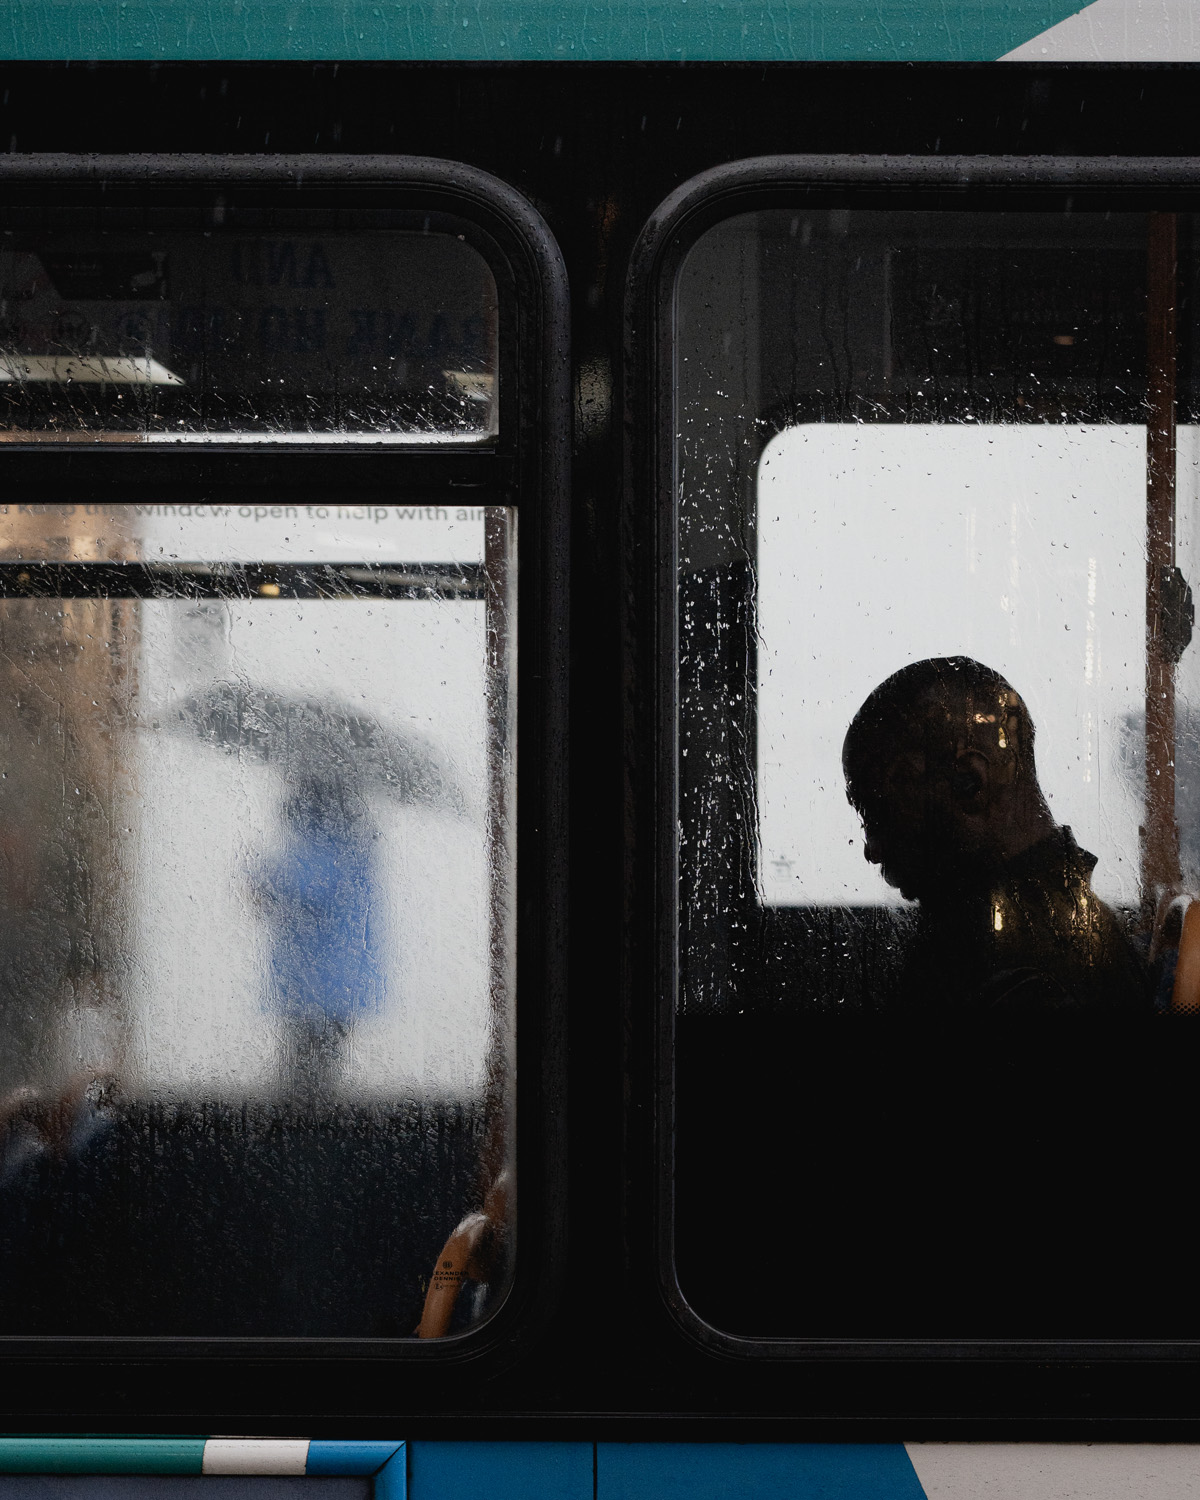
[843,657,1055,903]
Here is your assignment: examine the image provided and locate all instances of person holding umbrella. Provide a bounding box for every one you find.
[172,680,466,1100]
[250,771,384,1101]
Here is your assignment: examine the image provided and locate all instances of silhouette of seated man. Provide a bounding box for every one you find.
[843,656,1150,1014]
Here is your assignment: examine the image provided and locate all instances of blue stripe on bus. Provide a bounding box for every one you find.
[374,1443,408,1500]
[0,1439,207,1474]
[0,1438,403,1477]
[0,0,1092,64]
[307,1442,404,1476]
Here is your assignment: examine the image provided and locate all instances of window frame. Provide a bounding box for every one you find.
[0,154,570,1366]
[627,153,1200,1365]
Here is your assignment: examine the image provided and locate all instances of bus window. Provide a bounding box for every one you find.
[669,202,1200,1343]
[0,500,516,1337]
[0,231,497,442]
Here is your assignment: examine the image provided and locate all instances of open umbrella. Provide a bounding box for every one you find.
[160,679,468,815]
[153,679,475,1096]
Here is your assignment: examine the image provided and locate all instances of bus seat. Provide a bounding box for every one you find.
[1150,891,1200,1014]
[416,1169,510,1338]
[415,1211,490,1338]
[1172,900,1200,1014]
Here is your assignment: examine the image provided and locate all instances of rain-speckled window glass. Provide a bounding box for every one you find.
[672,205,1200,1342]
[0,231,497,441]
[0,502,515,1336]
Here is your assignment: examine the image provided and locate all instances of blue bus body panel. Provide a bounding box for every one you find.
[408,1443,591,1500]
[403,1442,925,1500]
[597,1443,927,1500]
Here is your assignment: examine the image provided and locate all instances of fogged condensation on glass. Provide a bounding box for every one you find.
[1175,424,1200,894]
[670,209,1200,1342]
[0,503,516,1337]
[0,233,497,442]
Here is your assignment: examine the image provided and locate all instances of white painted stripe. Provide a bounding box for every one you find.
[201,1441,310,1476]
[906,1444,1200,1500]
[0,355,185,386]
[1002,0,1200,61]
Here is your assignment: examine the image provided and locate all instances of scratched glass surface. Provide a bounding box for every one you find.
[670,208,1200,1342]
[0,232,497,441]
[0,504,515,1337]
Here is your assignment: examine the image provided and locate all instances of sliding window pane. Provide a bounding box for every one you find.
[673,207,1200,1342]
[0,503,515,1336]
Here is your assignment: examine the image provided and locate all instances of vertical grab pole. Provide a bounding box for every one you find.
[1144,211,1182,910]
[483,503,516,1205]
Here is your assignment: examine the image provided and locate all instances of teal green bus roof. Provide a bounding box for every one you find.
[0,0,1090,62]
